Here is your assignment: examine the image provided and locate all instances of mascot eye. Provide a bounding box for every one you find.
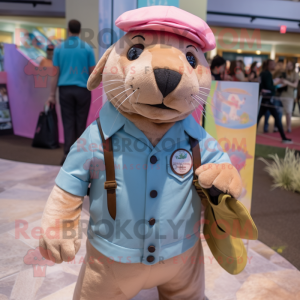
[127,44,144,61]
[186,52,197,69]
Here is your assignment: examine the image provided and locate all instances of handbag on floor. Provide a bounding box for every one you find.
[32,104,59,149]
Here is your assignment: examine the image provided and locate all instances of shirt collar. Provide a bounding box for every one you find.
[99,102,153,149]
[181,114,204,142]
[99,101,127,140]
[100,101,204,142]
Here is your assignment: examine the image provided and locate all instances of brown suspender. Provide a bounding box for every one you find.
[96,118,206,220]
[189,137,201,180]
[96,118,117,220]
[189,137,208,202]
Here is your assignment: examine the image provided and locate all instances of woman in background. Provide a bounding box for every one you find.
[238,60,248,79]
[40,45,54,68]
[279,61,299,132]
[293,79,300,115]
[228,61,248,82]
[248,61,260,82]
[210,55,227,81]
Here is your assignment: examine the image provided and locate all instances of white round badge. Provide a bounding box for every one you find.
[170,149,193,176]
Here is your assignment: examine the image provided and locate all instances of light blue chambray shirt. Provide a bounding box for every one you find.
[53,36,96,88]
[55,101,231,265]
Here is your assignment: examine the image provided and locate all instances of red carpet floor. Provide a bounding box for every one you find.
[256,126,300,150]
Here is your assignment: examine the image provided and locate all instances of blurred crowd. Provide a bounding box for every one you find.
[37,40,299,145]
[210,55,261,82]
[210,55,300,143]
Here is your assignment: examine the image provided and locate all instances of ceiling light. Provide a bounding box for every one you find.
[280,25,287,34]
[256,51,261,55]
[237,49,242,53]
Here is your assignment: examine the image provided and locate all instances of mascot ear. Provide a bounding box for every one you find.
[87,44,115,91]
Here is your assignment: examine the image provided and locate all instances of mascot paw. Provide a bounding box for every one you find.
[39,234,81,264]
[39,185,83,264]
[195,163,242,199]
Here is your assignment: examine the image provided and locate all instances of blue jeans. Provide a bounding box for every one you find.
[264,99,283,132]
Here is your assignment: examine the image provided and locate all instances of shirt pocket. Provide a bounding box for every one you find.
[166,155,194,183]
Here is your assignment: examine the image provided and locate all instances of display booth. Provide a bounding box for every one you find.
[3,43,102,143]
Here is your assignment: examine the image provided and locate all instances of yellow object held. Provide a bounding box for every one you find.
[195,182,258,275]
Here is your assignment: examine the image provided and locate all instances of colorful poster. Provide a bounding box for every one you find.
[138,0,179,8]
[204,81,259,211]
[0,84,13,134]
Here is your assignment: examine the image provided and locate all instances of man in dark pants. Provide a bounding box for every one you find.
[46,19,96,164]
[258,59,292,144]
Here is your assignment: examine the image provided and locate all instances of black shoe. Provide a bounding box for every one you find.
[282,139,293,144]
[60,155,67,166]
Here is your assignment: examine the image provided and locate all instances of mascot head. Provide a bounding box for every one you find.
[88,6,215,124]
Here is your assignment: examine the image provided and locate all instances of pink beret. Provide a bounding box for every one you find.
[115,6,216,53]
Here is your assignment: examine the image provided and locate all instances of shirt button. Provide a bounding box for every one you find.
[148,246,156,253]
[150,155,158,164]
[147,255,155,263]
[150,190,158,198]
[149,218,156,226]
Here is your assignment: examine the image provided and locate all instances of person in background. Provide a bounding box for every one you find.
[46,19,96,165]
[264,59,284,133]
[258,59,292,143]
[206,55,230,127]
[210,55,231,81]
[40,45,54,67]
[0,87,8,102]
[273,59,285,79]
[279,61,299,132]
[293,80,300,115]
[228,60,248,82]
[238,59,248,79]
[260,60,268,73]
[248,61,260,82]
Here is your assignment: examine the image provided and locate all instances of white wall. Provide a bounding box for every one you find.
[65,0,99,60]
[207,0,300,33]
[180,0,207,21]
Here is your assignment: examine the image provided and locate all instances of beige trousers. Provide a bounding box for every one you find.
[73,239,205,300]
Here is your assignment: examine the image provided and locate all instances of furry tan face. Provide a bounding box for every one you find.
[88,30,211,124]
